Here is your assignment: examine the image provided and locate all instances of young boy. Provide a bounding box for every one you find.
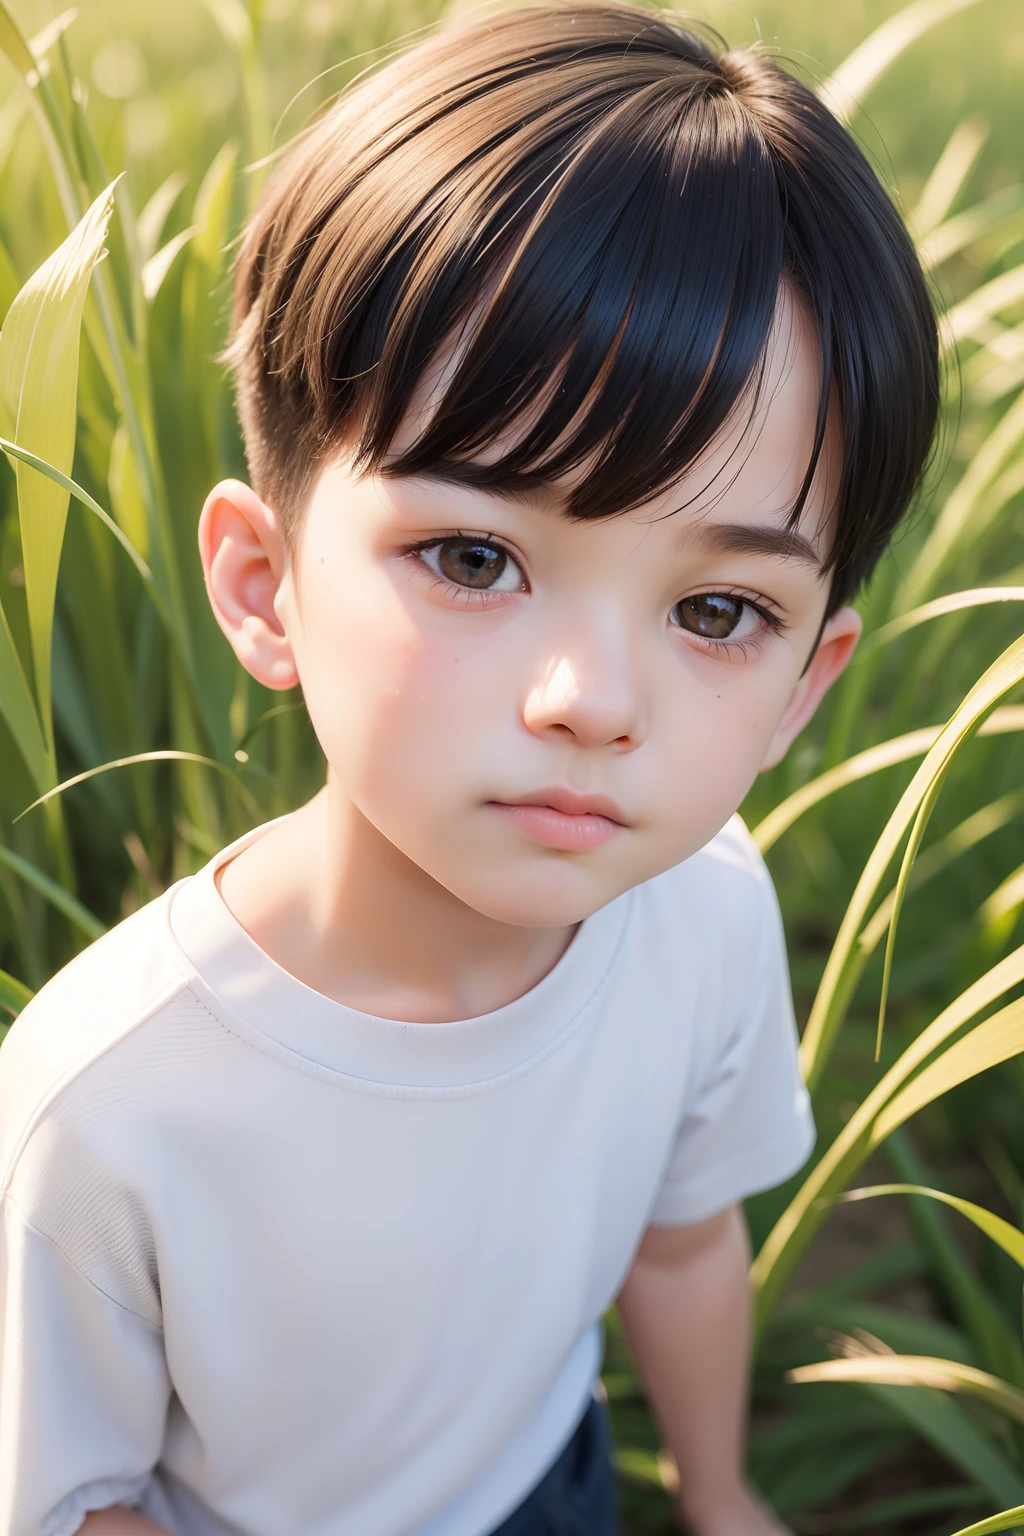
[0,3,939,1534]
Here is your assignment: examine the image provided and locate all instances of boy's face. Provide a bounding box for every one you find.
[202,285,860,927]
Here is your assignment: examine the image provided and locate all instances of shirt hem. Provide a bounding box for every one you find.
[42,1476,149,1536]
[645,1115,817,1227]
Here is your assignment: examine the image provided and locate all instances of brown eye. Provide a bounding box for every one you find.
[671,593,745,639]
[420,538,525,593]
[438,540,506,588]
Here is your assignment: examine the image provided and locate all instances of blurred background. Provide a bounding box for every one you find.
[2,0,1022,265]
[2,1,1024,1532]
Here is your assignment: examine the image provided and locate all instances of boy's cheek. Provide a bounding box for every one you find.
[652,745,763,866]
[646,679,791,844]
[296,604,500,792]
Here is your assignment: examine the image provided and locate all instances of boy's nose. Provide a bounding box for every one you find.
[522,647,646,751]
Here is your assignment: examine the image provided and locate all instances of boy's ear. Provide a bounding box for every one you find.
[198,479,300,691]
[759,605,862,771]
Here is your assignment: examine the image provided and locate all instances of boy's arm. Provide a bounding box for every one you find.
[80,1510,170,1535]
[616,1204,789,1536]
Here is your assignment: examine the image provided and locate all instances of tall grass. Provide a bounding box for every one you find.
[2,1,1024,1530]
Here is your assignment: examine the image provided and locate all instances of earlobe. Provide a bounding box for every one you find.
[197,479,300,691]
[760,605,862,771]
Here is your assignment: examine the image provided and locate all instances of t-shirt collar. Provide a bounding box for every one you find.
[167,814,632,1090]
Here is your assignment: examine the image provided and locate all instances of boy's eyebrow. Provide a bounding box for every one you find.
[396,470,825,568]
[679,520,823,569]
[394,467,543,508]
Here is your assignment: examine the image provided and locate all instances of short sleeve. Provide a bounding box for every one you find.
[0,1191,172,1536]
[647,872,815,1227]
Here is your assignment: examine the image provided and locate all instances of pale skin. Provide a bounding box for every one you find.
[83,285,859,1536]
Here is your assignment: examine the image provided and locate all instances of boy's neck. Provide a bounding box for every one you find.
[213,783,579,1023]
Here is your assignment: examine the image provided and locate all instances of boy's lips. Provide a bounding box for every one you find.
[486,788,627,852]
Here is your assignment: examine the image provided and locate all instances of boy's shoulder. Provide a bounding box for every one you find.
[629,813,785,996]
[0,884,195,1194]
[685,812,772,881]
[642,812,777,925]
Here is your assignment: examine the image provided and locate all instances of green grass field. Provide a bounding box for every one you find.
[2,0,1024,1530]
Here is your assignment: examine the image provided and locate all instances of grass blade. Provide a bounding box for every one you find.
[871,999,1024,1141]
[947,266,1024,349]
[904,389,1024,607]
[841,1184,1024,1270]
[754,708,1024,853]
[860,791,1024,958]
[920,186,1024,271]
[874,776,943,1059]
[0,593,48,791]
[199,0,269,168]
[753,998,1024,1331]
[0,234,17,324]
[0,434,155,590]
[818,0,990,124]
[0,844,105,939]
[980,862,1024,928]
[0,180,118,764]
[790,1357,1024,1426]
[780,1370,1024,1510]
[137,171,188,263]
[0,1,38,78]
[0,965,32,1019]
[860,589,1024,655]
[949,1506,1024,1535]
[13,750,262,823]
[857,1383,1024,1506]
[913,116,988,238]
[141,227,198,304]
[881,1132,1024,1385]
[753,944,1024,1325]
[799,633,1024,1090]
[29,11,78,64]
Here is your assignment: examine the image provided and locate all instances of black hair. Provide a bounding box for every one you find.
[227,1,940,615]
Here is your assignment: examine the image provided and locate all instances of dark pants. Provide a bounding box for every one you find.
[486,1395,620,1536]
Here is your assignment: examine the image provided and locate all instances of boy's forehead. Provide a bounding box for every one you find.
[381,280,839,559]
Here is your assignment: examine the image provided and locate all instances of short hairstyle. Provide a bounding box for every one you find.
[226,0,940,614]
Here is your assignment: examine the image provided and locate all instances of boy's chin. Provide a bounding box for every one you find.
[447,867,633,930]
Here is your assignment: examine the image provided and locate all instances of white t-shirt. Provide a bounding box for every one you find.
[0,811,813,1536]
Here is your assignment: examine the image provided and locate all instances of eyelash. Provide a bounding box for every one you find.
[405,536,785,655]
